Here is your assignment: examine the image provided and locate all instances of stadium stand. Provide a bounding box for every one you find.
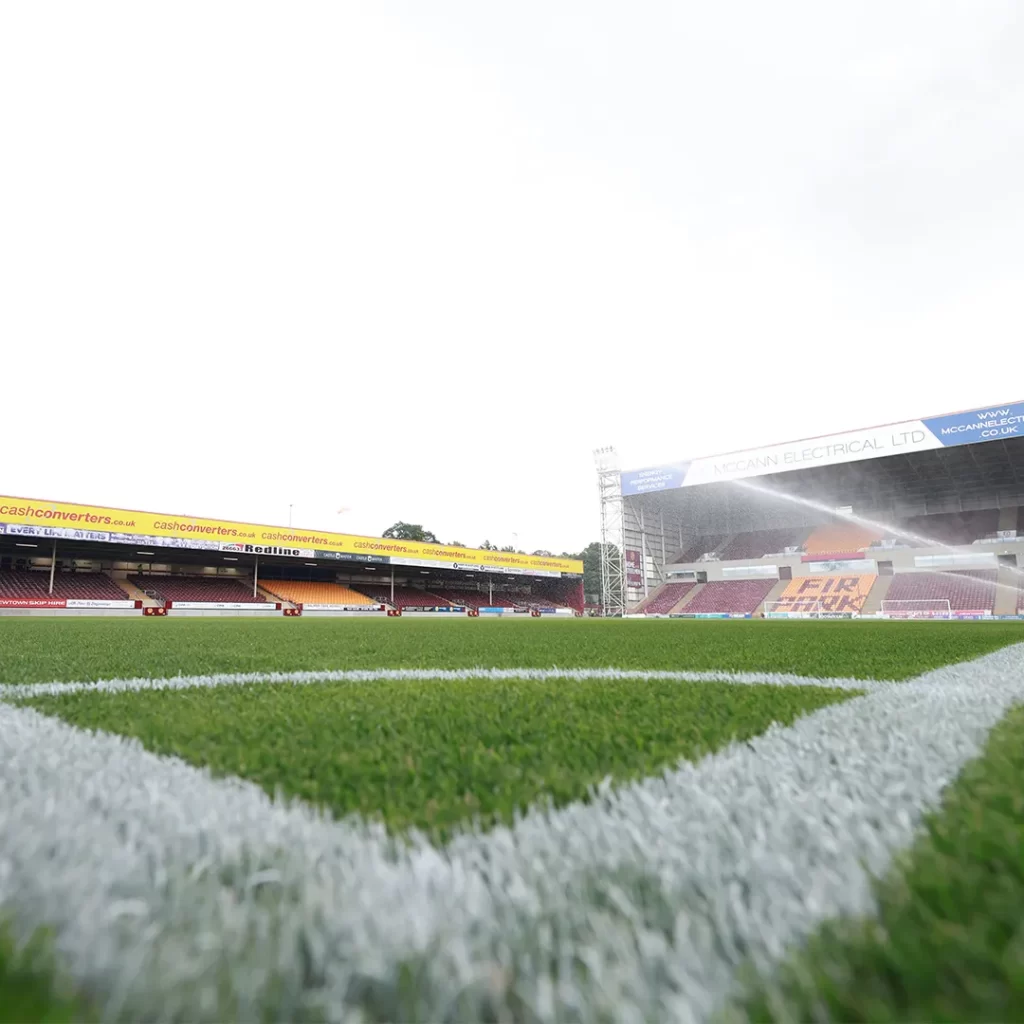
[351,584,453,608]
[884,570,999,614]
[1018,506,1024,534]
[425,588,516,609]
[129,576,268,605]
[676,534,727,563]
[260,581,378,606]
[718,528,809,561]
[769,574,877,615]
[642,581,695,614]
[803,524,882,555]
[683,579,777,615]
[897,510,1000,547]
[0,571,128,601]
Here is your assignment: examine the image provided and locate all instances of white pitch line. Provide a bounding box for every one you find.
[0,665,890,699]
[0,644,1022,1022]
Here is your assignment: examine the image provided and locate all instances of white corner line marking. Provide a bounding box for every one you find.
[0,665,890,699]
[0,643,1021,1021]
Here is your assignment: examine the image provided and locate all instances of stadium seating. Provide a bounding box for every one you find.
[351,584,453,608]
[642,582,695,614]
[884,570,998,614]
[683,579,777,615]
[803,524,882,555]
[426,588,516,609]
[769,574,876,615]
[0,571,128,601]
[260,581,377,606]
[676,534,727,563]
[129,576,268,604]
[718,528,809,561]
[897,510,1000,547]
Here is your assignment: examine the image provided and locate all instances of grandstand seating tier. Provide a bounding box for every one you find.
[676,534,727,563]
[769,574,877,615]
[352,584,452,608]
[260,581,377,606]
[0,571,128,601]
[884,570,998,613]
[718,528,809,562]
[425,588,516,609]
[683,579,777,615]
[896,510,1000,547]
[129,576,269,604]
[803,524,882,555]
[643,582,695,614]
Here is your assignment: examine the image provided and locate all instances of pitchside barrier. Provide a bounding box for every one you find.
[763,601,860,620]
[0,598,142,610]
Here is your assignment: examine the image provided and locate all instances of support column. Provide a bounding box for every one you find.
[49,539,57,595]
[253,556,259,598]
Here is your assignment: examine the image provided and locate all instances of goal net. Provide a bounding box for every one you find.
[879,599,953,620]
[764,600,823,620]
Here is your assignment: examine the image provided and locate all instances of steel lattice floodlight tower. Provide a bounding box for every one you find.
[593,446,626,617]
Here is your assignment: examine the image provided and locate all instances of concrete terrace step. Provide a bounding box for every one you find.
[860,574,894,617]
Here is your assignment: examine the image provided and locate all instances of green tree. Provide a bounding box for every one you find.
[562,541,609,607]
[479,540,497,551]
[382,522,438,544]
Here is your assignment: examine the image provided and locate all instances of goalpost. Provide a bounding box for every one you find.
[879,599,953,620]
[763,600,824,620]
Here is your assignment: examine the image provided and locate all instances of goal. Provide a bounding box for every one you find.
[879,599,953,620]
[763,600,823,620]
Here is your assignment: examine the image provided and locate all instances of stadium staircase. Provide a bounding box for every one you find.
[670,584,702,612]
[755,579,790,616]
[110,576,160,607]
[859,575,892,616]
[994,566,1020,616]
[256,584,291,607]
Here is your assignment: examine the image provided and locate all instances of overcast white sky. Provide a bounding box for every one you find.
[2,2,1022,554]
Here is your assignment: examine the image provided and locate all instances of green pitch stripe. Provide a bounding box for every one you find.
[20,677,853,836]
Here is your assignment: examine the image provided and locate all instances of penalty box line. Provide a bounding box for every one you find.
[0,644,1021,1020]
[0,665,891,699]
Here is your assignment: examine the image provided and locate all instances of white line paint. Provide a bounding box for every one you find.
[0,643,1021,1021]
[0,665,890,699]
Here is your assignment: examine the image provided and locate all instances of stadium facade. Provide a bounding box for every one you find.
[0,497,584,615]
[609,399,1024,619]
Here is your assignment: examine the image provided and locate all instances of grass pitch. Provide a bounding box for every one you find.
[1,616,1023,1021]
[0,615,1021,683]
[23,677,853,836]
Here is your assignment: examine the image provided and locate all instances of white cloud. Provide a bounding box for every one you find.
[2,1,1021,552]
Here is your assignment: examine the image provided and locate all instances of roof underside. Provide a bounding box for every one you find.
[631,435,1024,522]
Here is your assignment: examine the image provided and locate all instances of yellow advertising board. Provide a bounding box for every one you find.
[0,496,583,576]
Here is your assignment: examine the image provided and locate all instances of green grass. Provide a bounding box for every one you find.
[0,924,89,1024]
[23,678,853,836]
[1,617,1021,684]
[735,702,1024,1023]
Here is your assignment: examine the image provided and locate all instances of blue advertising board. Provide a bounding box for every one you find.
[921,401,1024,448]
